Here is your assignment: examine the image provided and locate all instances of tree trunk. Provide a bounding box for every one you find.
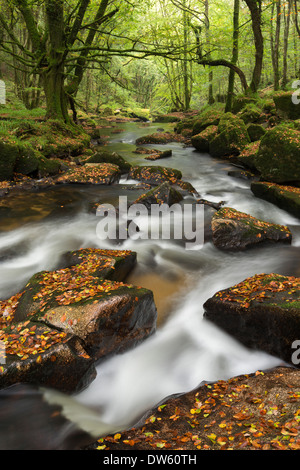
[43,0,70,123]
[205,0,214,104]
[225,0,240,112]
[244,0,264,93]
[282,0,292,88]
[271,0,281,91]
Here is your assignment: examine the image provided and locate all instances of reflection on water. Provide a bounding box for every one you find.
[0,120,299,448]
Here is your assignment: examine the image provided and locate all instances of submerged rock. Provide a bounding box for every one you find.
[203,273,300,364]
[0,249,157,393]
[211,207,292,250]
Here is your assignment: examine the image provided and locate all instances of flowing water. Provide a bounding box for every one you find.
[1,120,300,447]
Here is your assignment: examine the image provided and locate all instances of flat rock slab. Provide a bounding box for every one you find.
[88,366,300,451]
[211,207,292,250]
[203,273,300,364]
[55,163,121,185]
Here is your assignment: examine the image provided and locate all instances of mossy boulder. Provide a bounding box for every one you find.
[238,104,262,124]
[14,145,41,175]
[251,182,300,219]
[211,207,292,251]
[255,125,300,184]
[273,91,300,120]
[247,123,266,142]
[128,165,182,185]
[0,141,18,181]
[231,95,258,114]
[85,151,131,174]
[55,163,121,185]
[191,125,218,152]
[209,113,251,158]
[132,182,183,210]
[192,107,224,136]
[236,141,260,171]
[203,273,300,365]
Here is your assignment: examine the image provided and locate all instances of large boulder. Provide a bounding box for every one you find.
[251,181,300,219]
[191,125,218,152]
[192,107,224,135]
[211,207,292,250]
[132,182,183,210]
[0,249,157,393]
[273,91,300,120]
[254,126,300,184]
[209,113,251,159]
[84,151,131,174]
[203,273,300,365]
[0,141,18,181]
[236,141,260,171]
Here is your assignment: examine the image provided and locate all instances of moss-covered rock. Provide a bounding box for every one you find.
[38,156,62,178]
[255,125,300,184]
[128,165,182,185]
[0,141,18,181]
[14,144,40,175]
[236,141,260,171]
[191,125,218,152]
[251,181,300,219]
[273,91,300,120]
[55,163,121,185]
[209,113,250,158]
[85,151,131,174]
[211,207,292,251]
[238,104,262,124]
[231,95,258,114]
[192,107,224,136]
[132,182,183,210]
[247,123,266,142]
[203,273,300,365]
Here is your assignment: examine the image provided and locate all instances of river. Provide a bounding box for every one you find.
[0,120,299,448]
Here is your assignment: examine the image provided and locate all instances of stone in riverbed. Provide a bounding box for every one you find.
[251,181,300,219]
[211,207,292,251]
[203,273,300,365]
[55,163,121,185]
[0,249,157,393]
[128,165,182,186]
[0,321,95,393]
[132,182,183,210]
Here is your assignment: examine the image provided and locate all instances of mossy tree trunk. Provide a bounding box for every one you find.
[225,0,240,112]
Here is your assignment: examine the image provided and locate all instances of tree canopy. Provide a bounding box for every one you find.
[0,0,299,121]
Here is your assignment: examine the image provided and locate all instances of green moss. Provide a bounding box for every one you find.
[255,125,300,183]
